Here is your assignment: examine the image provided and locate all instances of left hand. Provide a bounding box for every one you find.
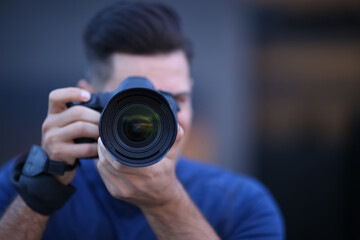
[96,125,184,208]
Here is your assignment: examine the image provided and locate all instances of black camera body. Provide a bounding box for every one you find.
[68,76,179,167]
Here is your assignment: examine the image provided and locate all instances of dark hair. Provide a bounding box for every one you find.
[83,1,193,87]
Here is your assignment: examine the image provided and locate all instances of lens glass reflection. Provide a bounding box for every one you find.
[117,104,160,144]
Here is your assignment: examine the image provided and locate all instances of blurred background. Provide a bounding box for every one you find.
[0,0,359,239]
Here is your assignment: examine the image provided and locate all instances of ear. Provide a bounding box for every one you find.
[77,79,95,93]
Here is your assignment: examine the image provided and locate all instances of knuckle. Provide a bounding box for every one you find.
[85,144,97,155]
[70,106,85,119]
[48,145,63,161]
[68,88,83,100]
[108,186,120,198]
[48,90,58,102]
[76,122,87,133]
[41,120,50,133]
[68,87,80,95]
[71,121,84,134]
[141,172,154,182]
[113,162,122,171]
[44,132,56,145]
[119,187,131,199]
[132,180,144,191]
[96,160,103,172]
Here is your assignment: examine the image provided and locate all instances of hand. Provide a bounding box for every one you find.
[96,125,184,208]
[41,88,100,185]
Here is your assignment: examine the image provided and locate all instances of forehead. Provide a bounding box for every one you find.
[103,51,191,94]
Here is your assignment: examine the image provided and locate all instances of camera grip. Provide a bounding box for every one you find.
[66,92,112,157]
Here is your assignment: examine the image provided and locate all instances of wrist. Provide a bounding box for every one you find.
[140,180,186,214]
[54,169,77,185]
[139,180,220,240]
[13,195,50,219]
[10,149,77,215]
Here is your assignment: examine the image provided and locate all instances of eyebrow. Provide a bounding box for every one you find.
[173,91,191,98]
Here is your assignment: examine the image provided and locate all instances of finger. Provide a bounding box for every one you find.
[96,160,129,198]
[97,141,115,170]
[97,152,125,180]
[98,137,123,171]
[98,137,156,176]
[175,124,184,145]
[47,106,100,128]
[58,121,99,141]
[166,124,184,159]
[48,87,91,114]
[66,142,98,159]
[47,143,98,163]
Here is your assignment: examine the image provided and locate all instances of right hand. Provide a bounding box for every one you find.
[41,88,100,185]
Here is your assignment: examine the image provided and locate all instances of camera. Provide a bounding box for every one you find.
[67,76,179,167]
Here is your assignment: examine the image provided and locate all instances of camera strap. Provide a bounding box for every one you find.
[22,145,80,176]
[9,147,77,215]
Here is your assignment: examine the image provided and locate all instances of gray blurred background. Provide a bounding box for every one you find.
[1,0,359,239]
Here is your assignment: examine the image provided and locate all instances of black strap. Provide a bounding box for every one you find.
[22,145,81,177]
[10,154,76,215]
[44,158,80,176]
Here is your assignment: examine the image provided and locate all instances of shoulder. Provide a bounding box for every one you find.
[177,157,285,239]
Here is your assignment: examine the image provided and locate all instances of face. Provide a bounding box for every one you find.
[101,50,193,156]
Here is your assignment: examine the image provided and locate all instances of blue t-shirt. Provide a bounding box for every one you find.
[0,156,284,239]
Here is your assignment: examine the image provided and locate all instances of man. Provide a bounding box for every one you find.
[0,2,284,239]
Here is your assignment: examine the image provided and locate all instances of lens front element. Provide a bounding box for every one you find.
[116,104,160,148]
[124,114,152,142]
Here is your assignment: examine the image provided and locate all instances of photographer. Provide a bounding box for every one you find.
[0,2,284,239]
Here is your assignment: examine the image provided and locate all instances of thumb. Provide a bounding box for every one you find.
[166,124,184,160]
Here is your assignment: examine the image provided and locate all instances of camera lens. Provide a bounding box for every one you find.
[123,114,152,142]
[99,77,178,167]
[115,104,161,149]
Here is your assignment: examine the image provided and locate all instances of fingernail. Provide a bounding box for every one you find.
[81,90,91,101]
